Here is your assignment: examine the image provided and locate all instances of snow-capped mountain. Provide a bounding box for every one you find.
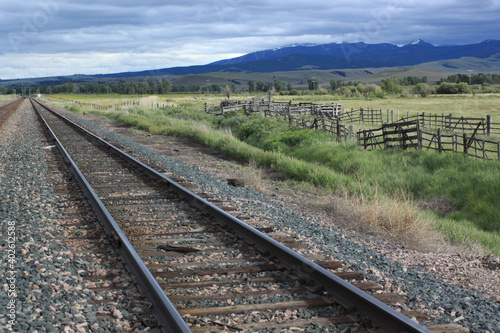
[206,39,499,71]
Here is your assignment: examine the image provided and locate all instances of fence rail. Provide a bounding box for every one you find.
[359,122,500,160]
[206,97,500,161]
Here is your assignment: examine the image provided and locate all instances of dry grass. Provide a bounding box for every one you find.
[314,191,440,250]
[238,160,265,192]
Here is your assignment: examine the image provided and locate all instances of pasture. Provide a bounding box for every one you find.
[46,93,500,255]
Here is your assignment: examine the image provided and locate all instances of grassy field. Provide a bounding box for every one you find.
[51,92,500,118]
[46,93,500,255]
[0,95,15,102]
[273,94,500,118]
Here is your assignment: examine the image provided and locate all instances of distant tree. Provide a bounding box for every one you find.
[413,83,432,97]
[307,78,318,90]
[338,86,352,97]
[256,81,272,92]
[364,84,384,97]
[436,82,470,94]
[329,79,343,91]
[381,77,402,94]
[221,84,232,99]
[148,81,158,94]
[159,79,171,93]
[62,82,78,94]
[274,80,287,92]
[247,80,256,93]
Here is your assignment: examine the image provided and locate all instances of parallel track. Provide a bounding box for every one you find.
[0,99,24,124]
[31,98,433,332]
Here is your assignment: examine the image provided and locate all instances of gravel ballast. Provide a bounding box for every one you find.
[2,100,499,332]
[0,102,157,332]
[54,106,500,332]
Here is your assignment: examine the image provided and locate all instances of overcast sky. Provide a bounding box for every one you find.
[0,0,499,79]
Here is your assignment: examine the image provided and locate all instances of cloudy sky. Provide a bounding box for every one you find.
[0,0,499,79]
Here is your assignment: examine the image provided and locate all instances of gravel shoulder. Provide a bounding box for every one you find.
[66,110,500,332]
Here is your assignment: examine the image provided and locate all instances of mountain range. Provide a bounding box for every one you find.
[100,39,500,77]
[2,39,500,87]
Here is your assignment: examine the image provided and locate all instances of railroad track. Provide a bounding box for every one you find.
[0,98,24,124]
[36,104,161,331]
[29,97,454,332]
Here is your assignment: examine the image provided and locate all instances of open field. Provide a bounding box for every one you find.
[45,93,500,255]
[273,94,500,118]
[0,95,14,102]
[51,92,500,118]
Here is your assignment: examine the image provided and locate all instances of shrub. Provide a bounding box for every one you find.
[436,82,471,94]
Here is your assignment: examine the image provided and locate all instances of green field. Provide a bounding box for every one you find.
[273,94,500,118]
[46,93,500,255]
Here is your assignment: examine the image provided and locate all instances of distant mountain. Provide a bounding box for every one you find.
[209,39,500,70]
[1,39,499,87]
[105,39,500,77]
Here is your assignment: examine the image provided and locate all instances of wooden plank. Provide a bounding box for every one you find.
[426,324,470,333]
[135,239,239,251]
[372,293,406,305]
[154,264,283,278]
[189,316,359,332]
[169,287,307,302]
[177,298,335,316]
[161,275,284,289]
[146,258,254,269]
[352,281,383,291]
[133,236,229,245]
[140,247,252,257]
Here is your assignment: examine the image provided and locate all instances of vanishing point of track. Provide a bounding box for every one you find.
[20,98,436,332]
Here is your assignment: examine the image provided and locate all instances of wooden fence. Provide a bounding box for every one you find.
[398,113,499,135]
[208,98,500,161]
[359,120,500,161]
[358,121,421,150]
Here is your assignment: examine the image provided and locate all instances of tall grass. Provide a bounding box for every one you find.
[217,111,500,253]
[55,95,500,254]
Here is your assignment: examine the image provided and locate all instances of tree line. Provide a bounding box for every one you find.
[1,73,498,97]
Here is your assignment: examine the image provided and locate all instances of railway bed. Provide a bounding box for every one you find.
[2,98,485,332]
[31,97,433,332]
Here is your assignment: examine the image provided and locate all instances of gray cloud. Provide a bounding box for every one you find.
[0,0,498,78]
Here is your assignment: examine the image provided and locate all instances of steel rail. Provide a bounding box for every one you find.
[30,98,192,333]
[32,98,432,333]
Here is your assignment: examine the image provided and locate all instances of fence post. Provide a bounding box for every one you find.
[287,102,292,123]
[416,120,422,149]
[487,115,492,136]
[437,128,442,153]
[320,113,327,132]
[463,133,468,156]
[422,112,425,128]
[336,119,341,142]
